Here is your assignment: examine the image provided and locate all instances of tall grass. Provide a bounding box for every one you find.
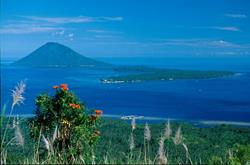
[1,81,26,164]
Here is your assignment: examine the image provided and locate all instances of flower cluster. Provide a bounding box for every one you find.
[53,84,69,91]
[90,109,103,121]
[95,110,103,115]
[69,103,81,109]
[30,83,103,161]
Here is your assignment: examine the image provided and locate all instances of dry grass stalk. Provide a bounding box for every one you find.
[173,127,183,145]
[164,120,172,139]
[131,118,136,131]
[182,143,193,164]
[52,125,58,144]
[144,122,151,163]
[15,123,24,147]
[156,136,167,164]
[144,122,151,141]
[42,135,50,151]
[129,132,135,151]
[42,135,54,154]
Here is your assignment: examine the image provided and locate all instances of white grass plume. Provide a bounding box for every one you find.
[157,136,167,164]
[182,143,193,164]
[11,81,26,110]
[131,118,136,131]
[144,122,151,141]
[164,120,172,139]
[52,125,58,144]
[129,133,135,151]
[15,123,24,147]
[173,127,183,145]
[144,122,151,163]
[42,135,50,151]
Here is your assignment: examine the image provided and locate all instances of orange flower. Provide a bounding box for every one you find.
[60,84,68,88]
[75,104,81,109]
[62,86,69,91]
[69,103,81,109]
[53,85,59,89]
[69,103,75,107]
[95,110,103,115]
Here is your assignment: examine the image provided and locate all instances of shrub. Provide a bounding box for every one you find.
[28,84,102,162]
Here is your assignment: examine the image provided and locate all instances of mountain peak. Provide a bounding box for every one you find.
[43,42,68,48]
[13,42,110,67]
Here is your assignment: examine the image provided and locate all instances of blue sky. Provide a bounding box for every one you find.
[1,0,250,58]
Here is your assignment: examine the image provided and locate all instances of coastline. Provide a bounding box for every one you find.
[7,113,250,127]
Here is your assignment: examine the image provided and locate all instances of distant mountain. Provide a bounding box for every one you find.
[12,42,111,67]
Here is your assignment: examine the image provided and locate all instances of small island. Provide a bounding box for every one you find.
[101,66,234,83]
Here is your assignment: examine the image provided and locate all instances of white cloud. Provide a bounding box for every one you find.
[209,40,238,47]
[161,39,240,48]
[224,14,247,18]
[19,15,123,24]
[0,24,64,34]
[21,16,94,24]
[65,33,74,41]
[86,29,123,36]
[87,29,107,33]
[195,26,240,32]
[68,33,74,37]
[99,17,123,21]
[53,30,65,36]
[211,26,240,32]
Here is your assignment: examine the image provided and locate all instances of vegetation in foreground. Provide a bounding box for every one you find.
[1,81,250,164]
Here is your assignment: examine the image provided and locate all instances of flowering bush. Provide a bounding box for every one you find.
[29,84,102,161]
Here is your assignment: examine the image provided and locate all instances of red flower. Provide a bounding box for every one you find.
[60,84,68,88]
[62,86,69,91]
[60,84,69,91]
[69,103,75,107]
[69,103,81,109]
[75,104,81,109]
[95,110,103,115]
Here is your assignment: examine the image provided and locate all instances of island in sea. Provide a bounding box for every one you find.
[12,42,111,68]
[12,42,234,82]
[101,66,234,83]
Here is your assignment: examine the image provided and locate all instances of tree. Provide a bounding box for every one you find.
[29,84,103,162]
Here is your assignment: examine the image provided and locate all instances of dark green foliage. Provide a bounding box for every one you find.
[28,84,101,162]
[3,118,250,164]
[228,144,250,165]
[96,120,250,164]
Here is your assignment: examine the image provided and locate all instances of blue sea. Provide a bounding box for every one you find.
[1,56,250,124]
